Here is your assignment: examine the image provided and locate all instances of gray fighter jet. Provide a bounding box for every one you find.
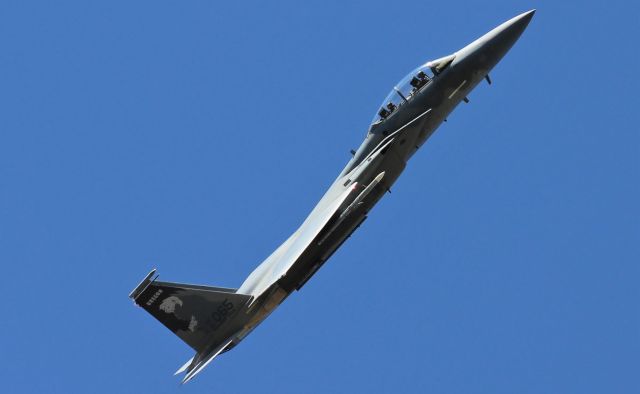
[129,10,535,383]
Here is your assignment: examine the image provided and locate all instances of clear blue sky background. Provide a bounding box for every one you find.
[1,1,638,393]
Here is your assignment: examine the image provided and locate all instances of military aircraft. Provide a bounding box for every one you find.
[129,10,535,383]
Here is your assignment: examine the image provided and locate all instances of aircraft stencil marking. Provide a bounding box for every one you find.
[159,296,183,313]
[145,289,163,306]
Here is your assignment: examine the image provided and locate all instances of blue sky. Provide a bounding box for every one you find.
[1,1,638,393]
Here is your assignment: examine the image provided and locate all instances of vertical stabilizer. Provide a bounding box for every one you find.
[129,270,252,352]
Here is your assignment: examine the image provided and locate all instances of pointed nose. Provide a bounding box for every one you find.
[452,10,535,70]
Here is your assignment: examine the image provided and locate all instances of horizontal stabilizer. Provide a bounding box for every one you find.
[175,356,194,376]
[182,339,234,384]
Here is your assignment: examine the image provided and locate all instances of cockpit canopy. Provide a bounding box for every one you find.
[372,54,455,125]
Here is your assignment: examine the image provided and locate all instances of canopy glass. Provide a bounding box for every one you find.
[372,55,455,125]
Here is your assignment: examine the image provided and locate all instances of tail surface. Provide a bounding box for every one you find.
[129,269,252,352]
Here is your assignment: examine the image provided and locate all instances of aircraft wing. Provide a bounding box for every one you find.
[267,182,357,284]
[261,109,434,290]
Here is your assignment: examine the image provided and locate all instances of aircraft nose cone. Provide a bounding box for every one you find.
[490,9,535,54]
[453,9,535,70]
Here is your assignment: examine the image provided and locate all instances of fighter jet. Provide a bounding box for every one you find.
[129,10,535,383]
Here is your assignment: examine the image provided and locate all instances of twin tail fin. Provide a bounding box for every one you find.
[129,269,251,353]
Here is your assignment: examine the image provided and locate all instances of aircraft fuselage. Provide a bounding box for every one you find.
[130,10,535,383]
[235,9,536,349]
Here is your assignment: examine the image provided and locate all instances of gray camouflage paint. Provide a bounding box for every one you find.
[129,10,535,383]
